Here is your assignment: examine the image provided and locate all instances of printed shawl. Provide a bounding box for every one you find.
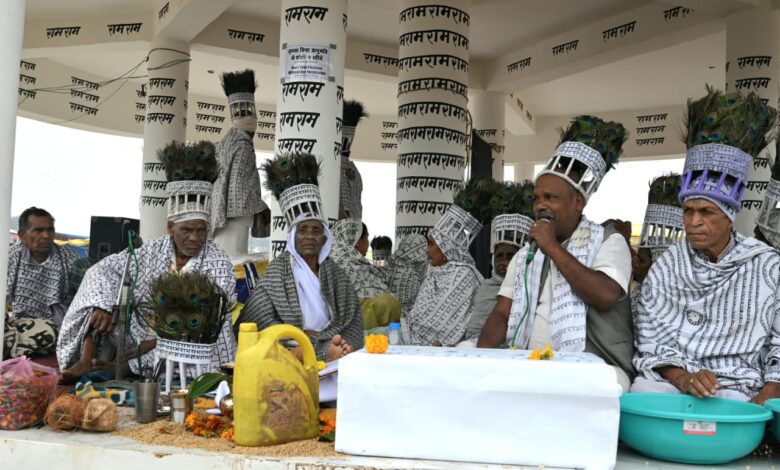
[236,251,365,360]
[330,218,391,301]
[6,243,79,324]
[57,236,236,374]
[507,217,604,351]
[211,127,265,230]
[634,234,780,398]
[401,229,483,346]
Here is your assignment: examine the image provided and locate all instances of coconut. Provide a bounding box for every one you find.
[81,398,118,432]
[44,394,85,431]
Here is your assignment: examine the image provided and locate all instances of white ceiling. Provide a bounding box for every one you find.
[25,0,739,120]
[521,31,726,116]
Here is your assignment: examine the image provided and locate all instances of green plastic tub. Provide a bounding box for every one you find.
[619,393,771,464]
[765,398,780,438]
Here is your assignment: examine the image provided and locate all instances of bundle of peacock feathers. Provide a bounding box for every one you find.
[558,115,628,171]
[261,152,321,200]
[488,180,535,219]
[221,69,256,96]
[454,178,500,225]
[648,173,682,207]
[683,85,777,156]
[157,140,219,183]
[142,271,229,344]
[343,100,368,128]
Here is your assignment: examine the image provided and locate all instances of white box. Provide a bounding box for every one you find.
[336,346,621,470]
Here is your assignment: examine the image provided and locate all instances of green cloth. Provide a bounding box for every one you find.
[360,293,401,330]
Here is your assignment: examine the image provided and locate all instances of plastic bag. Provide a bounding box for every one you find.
[0,356,58,430]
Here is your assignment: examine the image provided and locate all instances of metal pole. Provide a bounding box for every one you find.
[0,0,27,363]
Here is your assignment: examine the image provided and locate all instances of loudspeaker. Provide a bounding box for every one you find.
[470,131,493,179]
[88,216,140,261]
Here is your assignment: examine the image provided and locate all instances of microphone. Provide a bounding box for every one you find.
[526,212,555,265]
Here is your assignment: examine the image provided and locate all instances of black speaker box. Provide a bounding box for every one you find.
[88,216,140,261]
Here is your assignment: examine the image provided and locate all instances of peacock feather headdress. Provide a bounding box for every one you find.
[755,136,780,249]
[648,173,682,207]
[538,115,628,199]
[431,178,499,250]
[221,69,256,119]
[261,153,321,199]
[142,271,229,344]
[342,100,368,158]
[640,173,685,253]
[491,180,536,249]
[157,140,219,184]
[157,140,218,223]
[679,85,777,220]
[261,153,324,228]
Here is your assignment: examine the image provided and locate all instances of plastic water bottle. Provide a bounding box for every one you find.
[388,322,401,345]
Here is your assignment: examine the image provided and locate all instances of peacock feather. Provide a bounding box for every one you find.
[157,140,219,183]
[454,177,501,225]
[142,271,229,344]
[261,152,321,200]
[558,115,628,171]
[488,180,535,220]
[647,173,682,207]
[220,69,256,96]
[683,85,777,157]
[343,100,368,128]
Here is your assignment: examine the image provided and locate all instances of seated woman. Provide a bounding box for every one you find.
[235,154,364,361]
[330,219,401,330]
[401,179,500,346]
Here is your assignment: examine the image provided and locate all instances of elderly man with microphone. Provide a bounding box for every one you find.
[478,116,635,391]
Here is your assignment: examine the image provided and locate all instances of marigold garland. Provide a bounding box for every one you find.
[528,343,554,360]
[365,334,389,354]
[184,411,233,439]
[319,408,336,442]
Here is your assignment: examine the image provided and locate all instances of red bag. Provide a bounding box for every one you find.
[0,356,58,430]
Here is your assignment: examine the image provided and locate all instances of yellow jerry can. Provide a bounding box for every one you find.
[233,323,319,446]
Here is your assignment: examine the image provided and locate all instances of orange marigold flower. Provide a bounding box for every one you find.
[365,334,389,354]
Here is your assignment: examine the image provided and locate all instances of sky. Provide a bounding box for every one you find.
[10,116,684,241]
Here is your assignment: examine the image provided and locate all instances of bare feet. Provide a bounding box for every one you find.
[59,358,91,384]
[325,334,353,362]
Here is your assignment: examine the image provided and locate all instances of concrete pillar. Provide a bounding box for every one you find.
[270,0,347,258]
[395,1,471,239]
[726,5,780,235]
[0,0,26,363]
[139,38,190,240]
[470,90,505,180]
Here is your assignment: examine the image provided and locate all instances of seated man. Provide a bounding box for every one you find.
[57,141,236,382]
[330,219,401,330]
[5,207,78,358]
[632,88,779,404]
[478,116,635,391]
[235,153,364,361]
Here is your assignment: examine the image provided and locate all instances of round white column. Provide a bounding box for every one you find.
[139,38,190,240]
[726,5,780,235]
[395,1,471,239]
[270,0,347,258]
[470,90,505,180]
[0,0,26,362]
